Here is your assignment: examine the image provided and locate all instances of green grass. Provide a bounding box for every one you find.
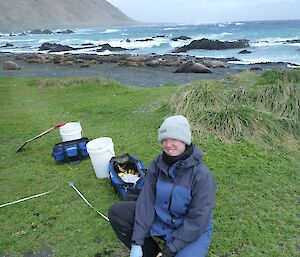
[1,73,299,257]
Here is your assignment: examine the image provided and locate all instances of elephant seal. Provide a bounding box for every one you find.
[3,61,20,70]
[202,60,227,68]
[175,62,212,73]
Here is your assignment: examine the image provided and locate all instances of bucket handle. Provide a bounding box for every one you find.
[108,149,115,156]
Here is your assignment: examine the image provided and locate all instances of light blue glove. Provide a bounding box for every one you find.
[130,244,143,257]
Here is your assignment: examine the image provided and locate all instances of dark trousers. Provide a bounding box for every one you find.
[108,201,161,257]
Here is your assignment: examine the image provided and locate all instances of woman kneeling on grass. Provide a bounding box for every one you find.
[109,115,216,257]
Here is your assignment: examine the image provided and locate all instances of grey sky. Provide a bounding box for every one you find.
[106,0,300,24]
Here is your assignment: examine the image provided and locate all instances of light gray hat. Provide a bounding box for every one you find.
[158,115,191,145]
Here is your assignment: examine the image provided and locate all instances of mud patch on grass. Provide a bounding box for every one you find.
[93,236,102,245]
[94,244,128,257]
[94,249,114,257]
[23,247,53,257]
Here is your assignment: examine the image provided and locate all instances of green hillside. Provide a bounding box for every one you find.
[0,0,135,32]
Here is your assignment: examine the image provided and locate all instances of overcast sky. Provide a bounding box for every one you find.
[106,0,300,24]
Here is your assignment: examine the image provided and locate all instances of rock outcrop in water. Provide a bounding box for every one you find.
[0,0,136,32]
[173,38,249,52]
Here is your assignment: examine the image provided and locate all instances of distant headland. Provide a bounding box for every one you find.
[0,0,138,33]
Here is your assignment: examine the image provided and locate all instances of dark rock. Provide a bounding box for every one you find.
[57,29,74,34]
[30,29,53,34]
[171,35,191,41]
[38,43,53,51]
[96,43,127,52]
[38,43,74,52]
[173,38,249,52]
[225,57,241,62]
[285,39,300,44]
[50,45,74,52]
[152,35,166,38]
[239,49,252,54]
[135,38,153,42]
[81,43,94,46]
[44,29,53,34]
[287,63,300,69]
[249,67,263,71]
[175,62,212,73]
[1,43,14,47]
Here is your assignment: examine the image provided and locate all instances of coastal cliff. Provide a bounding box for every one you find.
[0,0,136,32]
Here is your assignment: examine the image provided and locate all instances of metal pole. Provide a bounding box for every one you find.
[69,181,109,222]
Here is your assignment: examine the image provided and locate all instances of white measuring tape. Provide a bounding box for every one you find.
[0,190,52,208]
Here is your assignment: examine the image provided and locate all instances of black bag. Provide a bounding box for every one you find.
[52,137,89,164]
[109,154,147,201]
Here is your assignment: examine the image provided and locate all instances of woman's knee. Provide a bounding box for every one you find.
[175,225,213,257]
[108,201,136,226]
[108,202,121,221]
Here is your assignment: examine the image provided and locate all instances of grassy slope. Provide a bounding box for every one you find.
[0,75,299,257]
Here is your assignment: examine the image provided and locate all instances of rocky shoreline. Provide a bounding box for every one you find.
[0,52,297,87]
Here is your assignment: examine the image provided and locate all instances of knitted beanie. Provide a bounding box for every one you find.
[158,115,191,145]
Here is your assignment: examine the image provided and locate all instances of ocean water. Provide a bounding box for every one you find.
[1,20,300,65]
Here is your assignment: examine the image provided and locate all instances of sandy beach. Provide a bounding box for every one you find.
[0,53,291,87]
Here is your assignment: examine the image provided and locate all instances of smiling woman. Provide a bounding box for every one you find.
[108,115,217,257]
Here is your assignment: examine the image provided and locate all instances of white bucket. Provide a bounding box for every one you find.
[86,137,115,179]
[59,122,82,142]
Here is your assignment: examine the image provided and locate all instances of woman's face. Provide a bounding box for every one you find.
[161,138,186,156]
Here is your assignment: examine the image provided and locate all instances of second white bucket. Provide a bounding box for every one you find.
[86,137,115,179]
[60,122,82,142]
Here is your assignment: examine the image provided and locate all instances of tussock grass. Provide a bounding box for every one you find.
[171,70,300,144]
[223,70,259,88]
[191,107,257,141]
[254,81,300,120]
[170,81,225,113]
[256,69,300,85]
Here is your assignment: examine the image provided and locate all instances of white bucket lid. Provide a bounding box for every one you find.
[60,122,81,133]
[86,137,113,152]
